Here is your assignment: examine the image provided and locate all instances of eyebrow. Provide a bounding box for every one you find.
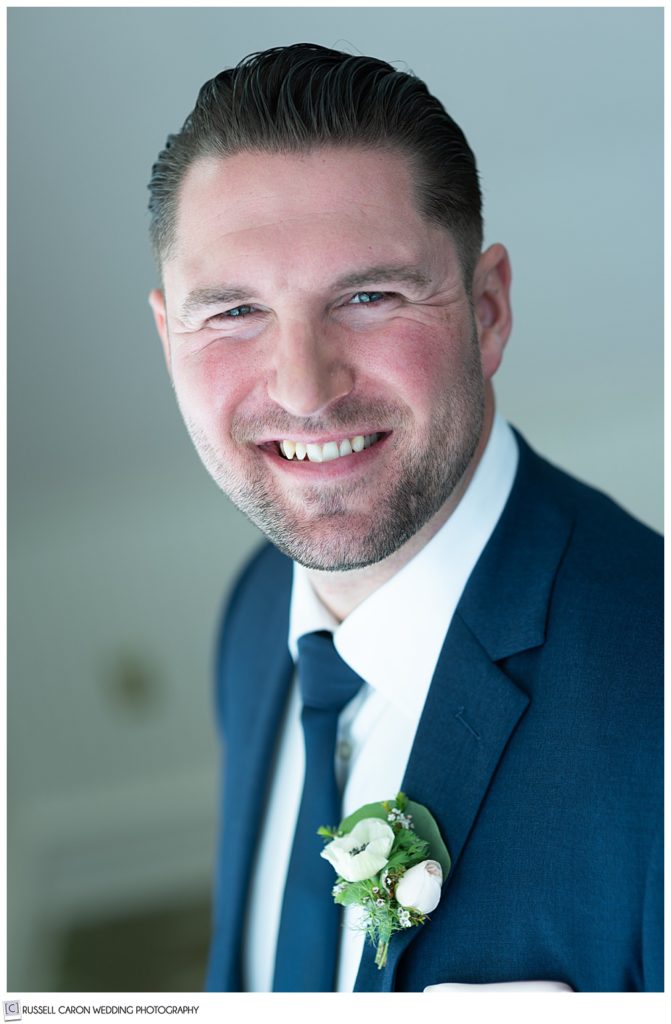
[177,286,253,322]
[177,264,432,322]
[332,264,432,291]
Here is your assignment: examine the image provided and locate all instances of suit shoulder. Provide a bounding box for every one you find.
[223,541,292,625]
[519,435,662,590]
[517,439,662,695]
[507,435,662,693]
[212,542,292,727]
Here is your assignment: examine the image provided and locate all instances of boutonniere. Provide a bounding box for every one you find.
[319,792,451,969]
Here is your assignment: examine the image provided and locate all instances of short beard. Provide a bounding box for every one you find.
[180,332,485,572]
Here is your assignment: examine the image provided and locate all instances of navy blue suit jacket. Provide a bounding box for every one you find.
[205,433,663,992]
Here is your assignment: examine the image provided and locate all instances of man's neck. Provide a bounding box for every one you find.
[306,399,495,622]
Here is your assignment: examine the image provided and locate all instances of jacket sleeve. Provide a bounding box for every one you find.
[641,822,664,991]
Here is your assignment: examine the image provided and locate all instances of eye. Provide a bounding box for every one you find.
[348,291,388,306]
[222,304,256,319]
[205,304,264,328]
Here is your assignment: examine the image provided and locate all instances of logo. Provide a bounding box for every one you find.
[3,1002,21,1022]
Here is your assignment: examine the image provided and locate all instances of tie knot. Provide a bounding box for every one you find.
[297,631,365,713]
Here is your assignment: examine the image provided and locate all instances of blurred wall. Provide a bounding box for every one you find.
[7,6,662,991]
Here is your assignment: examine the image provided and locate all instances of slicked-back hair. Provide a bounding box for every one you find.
[148,44,483,283]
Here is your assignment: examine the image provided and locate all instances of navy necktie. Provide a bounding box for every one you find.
[272,631,365,992]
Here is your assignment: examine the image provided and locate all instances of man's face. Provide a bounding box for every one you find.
[150,146,509,570]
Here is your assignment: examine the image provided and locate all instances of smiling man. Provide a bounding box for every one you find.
[152,145,505,585]
[148,45,662,992]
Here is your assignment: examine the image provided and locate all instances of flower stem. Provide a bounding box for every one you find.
[375,941,389,970]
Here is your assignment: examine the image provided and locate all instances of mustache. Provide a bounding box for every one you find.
[231,398,403,443]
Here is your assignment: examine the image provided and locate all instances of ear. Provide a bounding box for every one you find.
[471,243,512,381]
[148,288,172,376]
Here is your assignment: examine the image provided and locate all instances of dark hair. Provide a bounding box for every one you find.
[148,43,483,282]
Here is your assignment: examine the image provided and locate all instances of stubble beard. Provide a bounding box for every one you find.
[180,336,485,572]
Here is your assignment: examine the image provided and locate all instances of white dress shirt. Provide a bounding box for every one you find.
[243,414,519,992]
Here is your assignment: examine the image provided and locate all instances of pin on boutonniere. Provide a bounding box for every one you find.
[318,792,451,969]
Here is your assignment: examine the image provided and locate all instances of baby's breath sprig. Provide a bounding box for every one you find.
[384,793,414,831]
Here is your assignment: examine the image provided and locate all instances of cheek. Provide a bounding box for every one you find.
[171,342,257,427]
[367,321,468,409]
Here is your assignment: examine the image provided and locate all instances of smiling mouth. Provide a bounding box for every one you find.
[270,432,385,463]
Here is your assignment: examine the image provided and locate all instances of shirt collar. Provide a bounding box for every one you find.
[288,414,519,721]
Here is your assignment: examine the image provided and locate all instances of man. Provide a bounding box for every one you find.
[147,44,662,992]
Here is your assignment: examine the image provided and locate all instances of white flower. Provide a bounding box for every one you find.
[321,818,395,882]
[395,859,443,914]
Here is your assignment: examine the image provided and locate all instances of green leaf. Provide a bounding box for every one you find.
[406,801,451,878]
[385,837,429,874]
[391,829,427,855]
[335,885,368,907]
[338,801,389,835]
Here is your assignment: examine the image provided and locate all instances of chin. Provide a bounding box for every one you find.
[244,502,430,573]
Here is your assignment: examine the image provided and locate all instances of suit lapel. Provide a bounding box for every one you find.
[355,622,530,990]
[355,435,574,991]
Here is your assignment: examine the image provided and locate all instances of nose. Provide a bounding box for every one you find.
[267,320,354,418]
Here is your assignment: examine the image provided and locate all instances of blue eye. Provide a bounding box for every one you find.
[225,304,256,318]
[349,291,386,305]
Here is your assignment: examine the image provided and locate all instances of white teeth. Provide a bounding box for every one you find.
[321,441,340,462]
[306,443,323,463]
[279,433,380,462]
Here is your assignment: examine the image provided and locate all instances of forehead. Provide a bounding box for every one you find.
[168,146,455,287]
